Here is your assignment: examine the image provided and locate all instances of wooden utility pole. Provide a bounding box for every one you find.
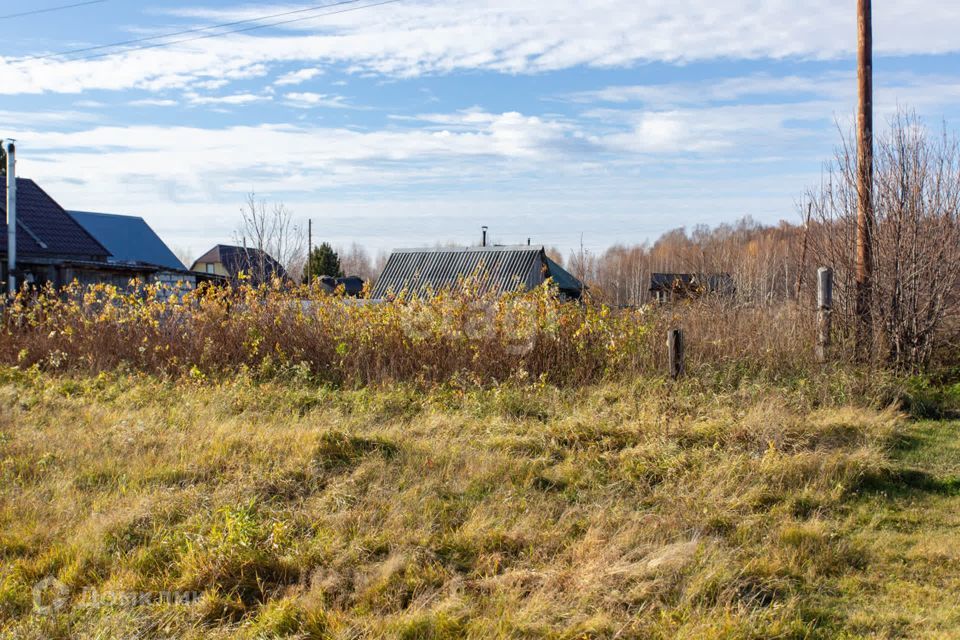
[855,0,874,355]
[307,218,313,286]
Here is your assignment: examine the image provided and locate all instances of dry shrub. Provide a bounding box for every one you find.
[808,111,960,369]
[1,279,837,386]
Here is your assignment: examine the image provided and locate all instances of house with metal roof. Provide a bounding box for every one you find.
[649,272,735,303]
[371,245,583,300]
[190,244,287,286]
[1,178,192,289]
[68,211,187,272]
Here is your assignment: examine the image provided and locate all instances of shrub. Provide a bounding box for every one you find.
[0,279,836,386]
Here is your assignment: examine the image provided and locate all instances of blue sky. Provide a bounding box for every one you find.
[2,1,960,260]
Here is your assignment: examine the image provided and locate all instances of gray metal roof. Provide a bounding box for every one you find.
[371,245,582,299]
[68,210,186,271]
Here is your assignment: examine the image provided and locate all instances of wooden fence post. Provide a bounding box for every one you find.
[667,329,684,379]
[816,267,833,363]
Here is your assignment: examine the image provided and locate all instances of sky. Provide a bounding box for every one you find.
[2,1,960,261]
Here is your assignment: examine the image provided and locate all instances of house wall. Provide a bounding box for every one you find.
[63,268,138,289]
[193,261,229,277]
[3,262,197,298]
[151,271,197,300]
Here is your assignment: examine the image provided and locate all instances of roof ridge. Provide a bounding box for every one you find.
[26,180,111,257]
[69,210,149,223]
[391,245,544,253]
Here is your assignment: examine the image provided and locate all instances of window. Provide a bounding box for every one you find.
[206,263,214,274]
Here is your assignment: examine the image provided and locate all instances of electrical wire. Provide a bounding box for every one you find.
[14,0,400,63]
[0,0,105,21]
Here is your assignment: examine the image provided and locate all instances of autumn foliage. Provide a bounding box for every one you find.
[1,278,826,386]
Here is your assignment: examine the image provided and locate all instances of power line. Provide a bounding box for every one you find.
[0,0,106,21]
[13,0,397,64]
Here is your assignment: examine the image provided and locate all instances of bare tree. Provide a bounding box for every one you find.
[235,193,306,284]
[809,112,960,368]
[172,246,195,270]
[338,242,376,281]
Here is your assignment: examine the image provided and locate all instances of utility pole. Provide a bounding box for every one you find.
[3,139,15,295]
[855,0,874,356]
[307,218,313,286]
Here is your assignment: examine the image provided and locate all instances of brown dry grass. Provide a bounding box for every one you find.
[0,368,927,639]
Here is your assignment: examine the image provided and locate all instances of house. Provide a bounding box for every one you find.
[371,245,583,300]
[68,210,204,290]
[649,273,735,303]
[68,211,187,271]
[318,275,365,297]
[0,178,191,290]
[190,244,287,286]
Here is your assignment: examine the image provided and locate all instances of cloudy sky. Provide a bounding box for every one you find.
[2,1,960,259]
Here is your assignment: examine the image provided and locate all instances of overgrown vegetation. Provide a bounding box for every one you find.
[2,369,957,638]
[0,276,878,387]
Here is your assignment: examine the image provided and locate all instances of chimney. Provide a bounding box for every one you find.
[3,139,15,295]
[481,225,488,247]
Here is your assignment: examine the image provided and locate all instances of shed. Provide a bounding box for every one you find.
[371,246,583,300]
[649,273,735,303]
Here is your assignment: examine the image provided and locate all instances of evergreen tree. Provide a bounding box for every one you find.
[0,146,5,177]
[304,242,343,282]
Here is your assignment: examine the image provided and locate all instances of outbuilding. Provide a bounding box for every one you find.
[372,245,583,300]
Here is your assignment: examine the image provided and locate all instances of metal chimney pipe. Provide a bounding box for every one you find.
[3,140,15,295]
[481,225,488,247]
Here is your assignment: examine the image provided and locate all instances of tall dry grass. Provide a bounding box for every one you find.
[1,281,832,386]
[0,369,906,638]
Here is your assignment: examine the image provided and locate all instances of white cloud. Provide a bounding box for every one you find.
[275,67,323,86]
[0,109,101,126]
[567,73,853,107]
[185,92,271,105]
[282,92,349,109]
[128,98,178,107]
[192,78,231,91]
[3,1,960,95]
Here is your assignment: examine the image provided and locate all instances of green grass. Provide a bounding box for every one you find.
[0,369,957,638]
[828,419,960,639]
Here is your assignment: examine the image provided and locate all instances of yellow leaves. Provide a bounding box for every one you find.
[2,279,664,385]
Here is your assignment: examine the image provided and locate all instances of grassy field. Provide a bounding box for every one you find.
[0,368,957,639]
